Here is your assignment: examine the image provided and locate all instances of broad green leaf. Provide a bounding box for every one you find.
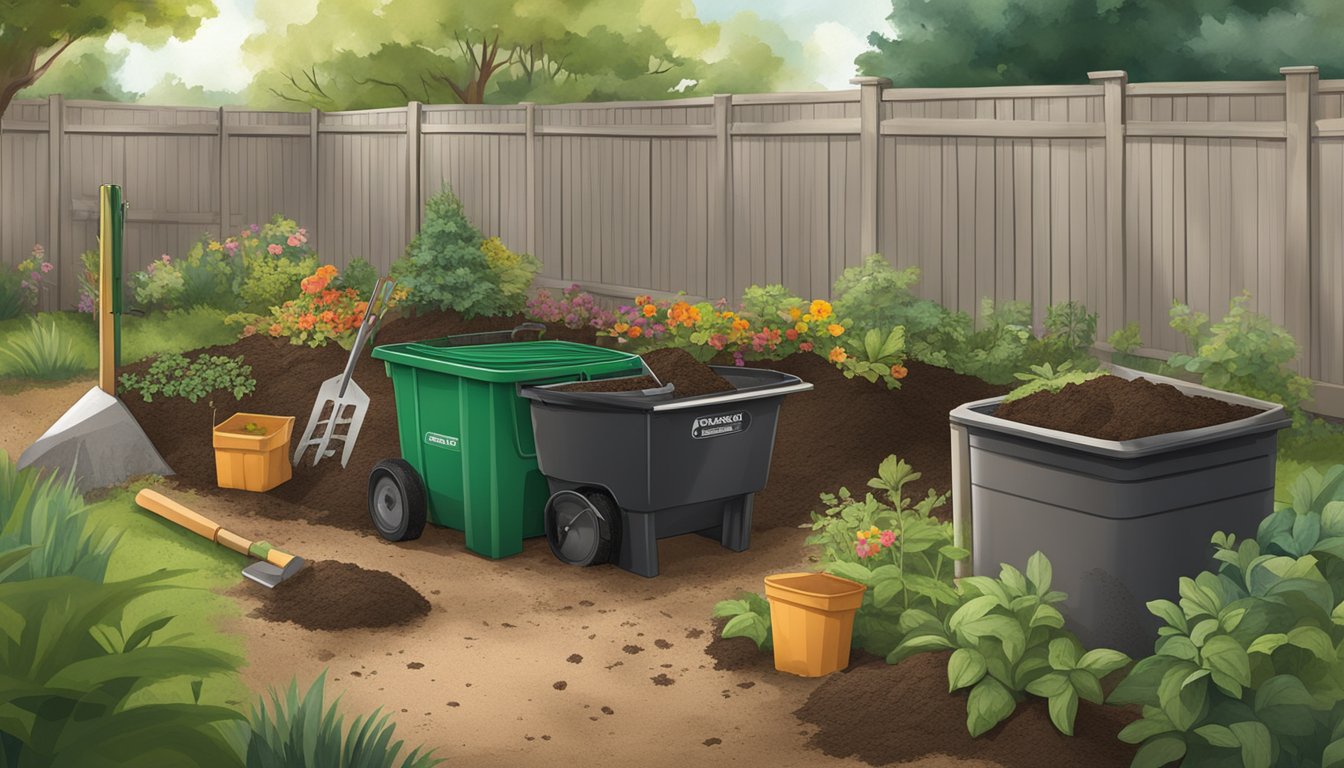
[1148,599,1188,632]
[1322,736,1344,768]
[1194,723,1239,748]
[1220,607,1247,632]
[1228,721,1271,768]
[966,677,1017,738]
[1030,604,1065,630]
[1070,670,1105,705]
[1025,551,1052,594]
[1333,602,1344,627]
[1158,636,1199,662]
[939,545,970,561]
[872,578,904,608]
[868,564,902,583]
[1158,663,1208,731]
[949,595,1000,632]
[1286,625,1336,661]
[711,599,750,619]
[960,615,1026,663]
[721,613,768,649]
[1201,635,1251,688]
[1118,712,1177,744]
[897,608,940,634]
[826,562,872,586]
[1077,648,1130,676]
[999,564,1028,596]
[1190,618,1220,647]
[889,633,954,662]
[1247,633,1287,656]
[1108,655,1182,706]
[1047,637,1078,671]
[1047,689,1079,736]
[947,648,988,691]
[1025,672,1070,698]
[959,576,1010,606]
[1131,735,1188,768]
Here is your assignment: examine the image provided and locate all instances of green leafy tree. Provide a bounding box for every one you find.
[0,0,214,115]
[857,0,1344,86]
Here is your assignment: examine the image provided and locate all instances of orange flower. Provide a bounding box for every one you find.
[297,314,316,330]
[353,301,368,316]
[828,346,847,363]
[890,364,908,380]
[321,289,341,305]
[268,323,283,336]
[301,276,328,295]
[613,322,630,333]
[317,264,338,279]
[809,300,833,319]
[628,326,643,338]
[321,310,337,324]
[642,304,657,317]
[827,323,845,337]
[731,318,750,332]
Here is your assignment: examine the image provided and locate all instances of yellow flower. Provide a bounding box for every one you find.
[829,346,847,364]
[614,322,629,333]
[857,531,869,540]
[207,241,223,251]
[795,321,809,334]
[788,306,801,321]
[869,526,881,537]
[810,300,833,319]
[827,323,845,337]
[803,314,813,323]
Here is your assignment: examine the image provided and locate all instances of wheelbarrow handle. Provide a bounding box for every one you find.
[512,322,547,340]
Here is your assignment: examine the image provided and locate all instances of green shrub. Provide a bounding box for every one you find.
[0,316,91,380]
[713,592,772,649]
[0,452,116,583]
[891,552,1130,737]
[1110,465,1344,768]
[119,352,256,403]
[120,307,241,364]
[333,257,379,298]
[0,268,26,321]
[836,326,909,388]
[245,673,442,768]
[393,187,539,318]
[0,570,245,768]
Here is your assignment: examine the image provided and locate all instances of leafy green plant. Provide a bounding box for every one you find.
[119,352,256,403]
[1168,292,1313,426]
[830,254,924,333]
[837,326,909,388]
[244,673,443,768]
[805,456,965,656]
[0,316,90,380]
[393,187,537,318]
[1110,465,1344,768]
[0,266,26,321]
[0,570,245,768]
[712,592,772,649]
[891,552,1130,737]
[333,257,379,298]
[1002,363,1108,404]
[1027,300,1100,369]
[741,284,807,326]
[0,452,117,583]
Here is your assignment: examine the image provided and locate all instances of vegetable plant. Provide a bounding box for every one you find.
[835,326,909,387]
[891,552,1130,737]
[713,591,773,649]
[1110,465,1344,768]
[1002,362,1107,404]
[119,352,256,404]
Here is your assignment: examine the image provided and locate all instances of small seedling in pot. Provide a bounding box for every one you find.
[241,422,268,436]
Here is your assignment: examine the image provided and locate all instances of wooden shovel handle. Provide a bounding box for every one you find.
[135,488,253,556]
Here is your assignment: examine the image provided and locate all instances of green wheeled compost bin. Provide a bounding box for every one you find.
[368,333,644,559]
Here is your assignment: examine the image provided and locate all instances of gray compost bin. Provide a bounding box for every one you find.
[948,366,1292,656]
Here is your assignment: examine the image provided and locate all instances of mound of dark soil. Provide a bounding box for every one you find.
[995,374,1262,441]
[254,560,430,631]
[641,348,735,397]
[795,651,1139,767]
[557,375,662,393]
[704,618,775,673]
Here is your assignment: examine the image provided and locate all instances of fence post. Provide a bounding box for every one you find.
[406,101,421,247]
[309,108,320,252]
[711,93,733,300]
[1088,70,1128,335]
[47,94,63,310]
[219,106,230,239]
[522,102,537,259]
[1282,65,1317,377]
[850,76,889,259]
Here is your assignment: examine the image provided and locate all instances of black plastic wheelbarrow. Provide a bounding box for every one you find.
[519,366,811,577]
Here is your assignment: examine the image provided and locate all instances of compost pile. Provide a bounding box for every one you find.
[253,560,430,631]
[794,652,1138,768]
[123,309,1006,533]
[994,374,1262,441]
[555,347,735,398]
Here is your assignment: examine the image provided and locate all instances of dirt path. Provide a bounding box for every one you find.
[0,378,96,458]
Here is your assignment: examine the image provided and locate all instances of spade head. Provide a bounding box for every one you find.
[242,556,306,589]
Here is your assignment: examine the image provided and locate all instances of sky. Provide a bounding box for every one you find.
[105,0,896,94]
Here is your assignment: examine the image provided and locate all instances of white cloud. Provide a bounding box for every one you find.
[805,21,868,90]
[106,0,263,93]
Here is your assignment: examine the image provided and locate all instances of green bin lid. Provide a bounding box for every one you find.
[371,339,642,383]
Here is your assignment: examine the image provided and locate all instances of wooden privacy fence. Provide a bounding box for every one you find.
[2,67,1344,414]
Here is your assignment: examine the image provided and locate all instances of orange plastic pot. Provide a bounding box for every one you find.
[212,413,295,492]
[764,572,867,677]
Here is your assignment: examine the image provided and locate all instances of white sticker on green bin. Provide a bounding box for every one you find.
[425,432,460,451]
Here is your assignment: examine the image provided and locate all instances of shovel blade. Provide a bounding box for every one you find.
[242,555,307,589]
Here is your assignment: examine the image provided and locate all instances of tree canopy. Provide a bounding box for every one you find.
[244,0,816,108]
[0,0,212,114]
[856,0,1344,86]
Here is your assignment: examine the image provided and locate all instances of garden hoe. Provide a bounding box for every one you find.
[135,488,305,588]
[292,276,397,468]
[18,185,173,492]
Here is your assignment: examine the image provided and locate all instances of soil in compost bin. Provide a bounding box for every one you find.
[555,375,661,393]
[252,560,430,631]
[795,651,1139,768]
[994,374,1262,441]
[553,347,735,397]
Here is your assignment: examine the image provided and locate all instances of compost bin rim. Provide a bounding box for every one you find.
[949,364,1292,458]
[519,366,812,411]
[371,338,642,381]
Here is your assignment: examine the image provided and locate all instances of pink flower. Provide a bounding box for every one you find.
[161,254,171,263]
[267,243,283,255]
[880,530,896,547]
[799,341,814,352]
[40,261,53,273]
[855,540,873,559]
[287,235,301,247]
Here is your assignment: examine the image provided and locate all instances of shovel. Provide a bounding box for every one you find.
[292,277,396,468]
[135,489,305,588]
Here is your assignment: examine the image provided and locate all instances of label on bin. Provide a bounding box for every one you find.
[424,432,460,451]
[691,411,750,439]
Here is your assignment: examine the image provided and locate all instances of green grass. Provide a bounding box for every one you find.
[86,481,251,712]
[0,308,239,382]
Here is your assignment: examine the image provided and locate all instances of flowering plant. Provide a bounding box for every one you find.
[525,284,615,329]
[266,264,371,348]
[16,245,53,312]
[77,250,99,313]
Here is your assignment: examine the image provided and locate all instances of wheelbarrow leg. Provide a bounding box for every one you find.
[615,510,659,578]
[694,494,753,552]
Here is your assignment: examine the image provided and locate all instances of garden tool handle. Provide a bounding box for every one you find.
[135,488,251,557]
[336,277,387,398]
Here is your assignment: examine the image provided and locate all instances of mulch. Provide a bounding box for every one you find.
[250,560,430,631]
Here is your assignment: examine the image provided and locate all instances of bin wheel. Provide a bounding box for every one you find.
[368,459,427,542]
[545,490,618,567]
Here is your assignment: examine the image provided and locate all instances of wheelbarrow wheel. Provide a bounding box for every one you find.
[545,490,617,567]
[368,459,427,542]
